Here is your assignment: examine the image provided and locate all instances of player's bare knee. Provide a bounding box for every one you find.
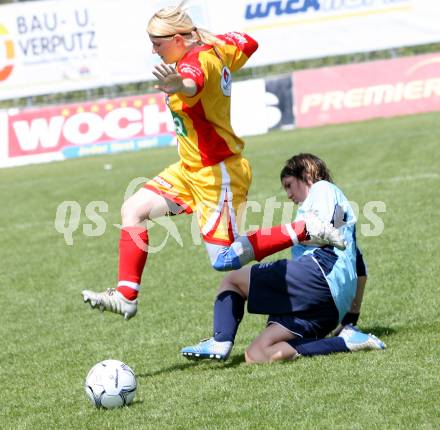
[121,200,150,226]
[120,201,131,223]
[218,271,235,289]
[217,277,240,298]
[217,271,248,298]
[121,204,139,226]
[245,344,267,363]
[245,347,257,363]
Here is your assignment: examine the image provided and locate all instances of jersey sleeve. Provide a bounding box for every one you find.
[299,181,339,224]
[177,56,205,96]
[216,32,258,72]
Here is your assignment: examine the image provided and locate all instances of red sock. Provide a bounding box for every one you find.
[116,227,148,301]
[246,221,308,261]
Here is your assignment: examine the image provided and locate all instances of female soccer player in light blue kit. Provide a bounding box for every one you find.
[181,153,385,362]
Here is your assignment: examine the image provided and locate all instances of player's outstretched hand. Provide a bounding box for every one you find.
[153,63,184,94]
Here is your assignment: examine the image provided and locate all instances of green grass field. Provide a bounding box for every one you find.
[1,112,439,429]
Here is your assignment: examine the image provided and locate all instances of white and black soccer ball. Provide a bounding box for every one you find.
[85,359,137,409]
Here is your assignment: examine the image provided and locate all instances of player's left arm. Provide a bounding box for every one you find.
[216,32,258,72]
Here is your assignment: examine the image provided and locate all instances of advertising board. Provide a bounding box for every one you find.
[293,53,440,127]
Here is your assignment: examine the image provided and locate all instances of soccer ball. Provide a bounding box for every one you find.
[85,359,137,409]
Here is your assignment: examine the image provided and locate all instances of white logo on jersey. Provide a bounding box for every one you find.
[152,175,173,189]
[224,32,248,46]
[221,66,232,97]
[180,64,203,80]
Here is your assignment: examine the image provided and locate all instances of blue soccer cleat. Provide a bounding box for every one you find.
[338,325,386,352]
[180,338,233,360]
[212,236,255,272]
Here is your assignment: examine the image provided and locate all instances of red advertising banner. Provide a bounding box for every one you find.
[293,53,440,128]
[1,93,175,167]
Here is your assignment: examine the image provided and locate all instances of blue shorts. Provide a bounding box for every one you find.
[248,257,339,339]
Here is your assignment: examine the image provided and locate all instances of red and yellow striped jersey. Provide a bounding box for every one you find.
[167,32,258,169]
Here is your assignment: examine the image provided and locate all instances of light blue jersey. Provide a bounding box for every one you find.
[292,181,357,321]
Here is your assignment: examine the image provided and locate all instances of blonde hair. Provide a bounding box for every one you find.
[147,1,224,46]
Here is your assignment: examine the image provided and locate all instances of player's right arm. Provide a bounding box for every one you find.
[152,63,198,97]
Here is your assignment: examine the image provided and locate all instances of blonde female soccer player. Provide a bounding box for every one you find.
[82,3,342,320]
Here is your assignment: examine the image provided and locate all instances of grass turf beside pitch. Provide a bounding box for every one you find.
[0,112,439,429]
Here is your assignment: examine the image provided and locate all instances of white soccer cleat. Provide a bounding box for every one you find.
[338,325,386,352]
[332,323,360,337]
[303,211,347,250]
[82,288,137,320]
[180,338,233,361]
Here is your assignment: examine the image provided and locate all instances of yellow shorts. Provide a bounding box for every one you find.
[145,155,252,245]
